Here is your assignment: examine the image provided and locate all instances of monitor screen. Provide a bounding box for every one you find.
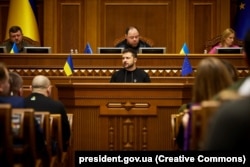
[216,47,243,54]
[24,47,51,53]
[0,46,7,53]
[97,47,124,54]
[139,47,166,54]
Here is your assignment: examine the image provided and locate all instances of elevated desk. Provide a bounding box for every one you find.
[56,83,192,165]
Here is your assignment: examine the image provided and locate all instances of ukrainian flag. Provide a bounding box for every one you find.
[179,43,190,54]
[5,0,40,42]
[10,43,19,53]
[64,55,74,76]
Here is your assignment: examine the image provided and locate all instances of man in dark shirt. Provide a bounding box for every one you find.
[115,26,151,53]
[0,26,33,53]
[24,75,71,151]
[110,48,151,83]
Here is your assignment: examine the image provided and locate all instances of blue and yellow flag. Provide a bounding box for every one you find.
[179,43,190,54]
[83,43,93,54]
[10,43,19,53]
[5,0,40,42]
[234,0,250,40]
[64,55,74,76]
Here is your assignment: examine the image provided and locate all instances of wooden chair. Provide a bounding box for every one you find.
[0,104,13,167]
[34,111,57,167]
[50,114,68,167]
[12,108,42,167]
[170,112,184,150]
[113,35,154,47]
[205,35,243,52]
[189,101,220,150]
[1,36,40,47]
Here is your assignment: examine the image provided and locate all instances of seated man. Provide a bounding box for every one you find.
[0,25,34,53]
[0,63,47,164]
[24,75,71,151]
[110,48,151,83]
[115,26,151,53]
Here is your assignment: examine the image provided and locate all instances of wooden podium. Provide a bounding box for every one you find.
[56,83,192,152]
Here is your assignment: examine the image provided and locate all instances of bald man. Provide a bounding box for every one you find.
[24,75,70,151]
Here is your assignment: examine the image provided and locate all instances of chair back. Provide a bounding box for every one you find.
[189,101,220,150]
[205,35,243,52]
[12,108,42,167]
[113,35,154,47]
[1,36,40,47]
[0,104,13,167]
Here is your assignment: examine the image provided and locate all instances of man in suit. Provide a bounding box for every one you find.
[0,25,34,53]
[24,75,70,151]
[115,26,151,53]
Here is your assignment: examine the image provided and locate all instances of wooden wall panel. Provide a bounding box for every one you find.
[100,1,175,52]
[59,3,81,53]
[0,0,236,53]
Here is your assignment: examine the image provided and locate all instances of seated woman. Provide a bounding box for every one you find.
[208,28,239,54]
[176,57,234,150]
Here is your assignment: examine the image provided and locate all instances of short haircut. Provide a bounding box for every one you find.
[125,26,139,35]
[0,63,8,83]
[9,72,23,96]
[9,26,23,34]
[122,48,138,58]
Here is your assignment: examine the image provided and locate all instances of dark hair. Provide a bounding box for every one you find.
[0,63,8,83]
[9,72,23,96]
[125,26,139,35]
[9,26,23,34]
[244,29,250,64]
[122,48,138,58]
[220,59,238,82]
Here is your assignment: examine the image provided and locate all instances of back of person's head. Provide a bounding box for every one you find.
[32,75,52,96]
[220,59,238,82]
[221,28,235,44]
[9,25,23,34]
[244,29,250,65]
[9,71,23,96]
[0,63,10,96]
[122,48,138,58]
[192,57,233,102]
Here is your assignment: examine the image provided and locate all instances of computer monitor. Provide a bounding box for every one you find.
[24,47,52,53]
[97,47,124,54]
[0,46,7,53]
[139,47,166,54]
[216,47,243,54]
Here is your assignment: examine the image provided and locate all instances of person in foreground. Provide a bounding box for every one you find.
[110,48,151,83]
[0,25,34,53]
[204,29,250,150]
[24,75,71,151]
[0,63,48,165]
[176,57,233,150]
[115,26,151,53]
[208,28,240,54]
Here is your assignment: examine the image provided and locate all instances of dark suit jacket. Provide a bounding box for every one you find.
[115,39,151,53]
[24,93,71,150]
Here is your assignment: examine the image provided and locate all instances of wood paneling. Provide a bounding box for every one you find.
[56,83,192,166]
[59,3,81,53]
[100,1,174,51]
[0,0,237,54]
